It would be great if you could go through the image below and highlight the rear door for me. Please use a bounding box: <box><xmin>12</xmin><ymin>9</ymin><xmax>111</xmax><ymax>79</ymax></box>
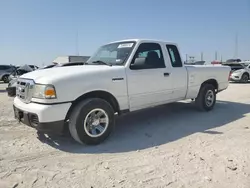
<box><xmin>165</xmin><ymin>44</ymin><xmax>188</xmax><ymax>100</ymax></box>
<box><xmin>126</xmin><ymin>42</ymin><xmax>173</xmax><ymax>111</ymax></box>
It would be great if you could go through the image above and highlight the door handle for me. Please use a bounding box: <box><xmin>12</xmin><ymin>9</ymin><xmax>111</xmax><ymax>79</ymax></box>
<box><xmin>163</xmin><ymin>72</ymin><xmax>170</xmax><ymax>77</ymax></box>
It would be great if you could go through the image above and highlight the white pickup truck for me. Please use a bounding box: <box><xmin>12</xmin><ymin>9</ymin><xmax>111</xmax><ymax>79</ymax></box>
<box><xmin>13</xmin><ymin>39</ymin><xmax>231</xmax><ymax>145</ymax></box>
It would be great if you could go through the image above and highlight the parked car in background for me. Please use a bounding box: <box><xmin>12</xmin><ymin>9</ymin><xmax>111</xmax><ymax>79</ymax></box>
<box><xmin>222</xmin><ymin>63</ymin><xmax>245</xmax><ymax>72</ymax></box>
<box><xmin>6</xmin><ymin>65</ymin><xmax>34</xmax><ymax>97</ymax></box>
<box><xmin>8</xmin><ymin>64</ymin><xmax>34</xmax><ymax>82</ymax></box>
<box><xmin>0</xmin><ymin>65</ymin><xmax>16</xmax><ymax>83</ymax></box>
<box><xmin>230</xmin><ymin>64</ymin><xmax>250</xmax><ymax>83</ymax></box>
<box><xmin>241</xmin><ymin>60</ymin><xmax>250</xmax><ymax>67</ymax></box>
<box><xmin>226</xmin><ymin>59</ymin><xmax>242</xmax><ymax>63</ymax></box>
<box><xmin>185</xmin><ymin>61</ymin><xmax>206</xmax><ymax>65</ymax></box>
<box><xmin>29</xmin><ymin>65</ymin><xmax>39</xmax><ymax>70</ymax></box>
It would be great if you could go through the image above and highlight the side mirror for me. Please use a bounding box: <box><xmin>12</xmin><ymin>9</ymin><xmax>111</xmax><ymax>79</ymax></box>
<box><xmin>134</xmin><ymin>57</ymin><xmax>146</xmax><ymax>65</ymax></box>
<box><xmin>130</xmin><ymin>57</ymin><xmax>146</xmax><ymax>70</ymax></box>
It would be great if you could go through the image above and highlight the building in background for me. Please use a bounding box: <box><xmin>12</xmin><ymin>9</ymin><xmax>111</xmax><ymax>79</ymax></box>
<box><xmin>52</xmin><ymin>55</ymin><xmax>90</xmax><ymax>65</ymax></box>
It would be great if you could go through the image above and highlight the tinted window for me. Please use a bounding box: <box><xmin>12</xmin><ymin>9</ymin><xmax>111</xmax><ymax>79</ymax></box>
<box><xmin>0</xmin><ymin>65</ymin><xmax>11</xmax><ymax>70</ymax></box>
<box><xmin>130</xmin><ymin>43</ymin><xmax>165</xmax><ymax>70</ymax></box>
<box><xmin>166</xmin><ymin>45</ymin><xmax>182</xmax><ymax>67</ymax></box>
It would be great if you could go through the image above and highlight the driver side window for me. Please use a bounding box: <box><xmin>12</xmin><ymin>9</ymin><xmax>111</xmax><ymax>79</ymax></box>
<box><xmin>130</xmin><ymin>43</ymin><xmax>166</xmax><ymax>70</ymax></box>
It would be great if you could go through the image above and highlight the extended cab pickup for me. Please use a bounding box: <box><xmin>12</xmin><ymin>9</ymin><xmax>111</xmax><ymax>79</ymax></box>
<box><xmin>13</xmin><ymin>39</ymin><xmax>231</xmax><ymax>145</ymax></box>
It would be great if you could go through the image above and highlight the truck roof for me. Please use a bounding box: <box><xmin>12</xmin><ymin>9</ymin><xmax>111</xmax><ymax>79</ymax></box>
<box><xmin>107</xmin><ymin>39</ymin><xmax>177</xmax><ymax>46</ymax></box>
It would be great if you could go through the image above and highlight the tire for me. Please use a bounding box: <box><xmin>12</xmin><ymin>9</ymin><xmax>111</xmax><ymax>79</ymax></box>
<box><xmin>2</xmin><ymin>75</ymin><xmax>9</xmax><ymax>83</ymax></box>
<box><xmin>240</xmin><ymin>73</ymin><xmax>249</xmax><ymax>83</ymax></box>
<box><xmin>195</xmin><ymin>84</ymin><xmax>216</xmax><ymax>111</ymax></box>
<box><xmin>69</xmin><ymin>98</ymin><xmax>115</xmax><ymax>145</ymax></box>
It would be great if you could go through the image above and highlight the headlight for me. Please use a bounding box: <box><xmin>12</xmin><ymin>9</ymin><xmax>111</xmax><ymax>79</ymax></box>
<box><xmin>32</xmin><ymin>84</ymin><xmax>57</xmax><ymax>99</ymax></box>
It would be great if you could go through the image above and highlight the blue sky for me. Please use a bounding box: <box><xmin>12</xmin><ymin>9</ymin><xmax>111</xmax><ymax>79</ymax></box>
<box><xmin>1</xmin><ymin>0</ymin><xmax>249</xmax><ymax>66</ymax></box>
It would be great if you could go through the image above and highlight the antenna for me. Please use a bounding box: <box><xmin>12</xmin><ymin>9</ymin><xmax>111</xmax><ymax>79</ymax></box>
<box><xmin>234</xmin><ymin>32</ymin><xmax>238</xmax><ymax>58</ymax></box>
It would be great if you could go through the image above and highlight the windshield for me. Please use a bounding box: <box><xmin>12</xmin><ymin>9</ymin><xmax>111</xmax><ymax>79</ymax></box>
<box><xmin>87</xmin><ymin>41</ymin><xmax>136</xmax><ymax>65</ymax></box>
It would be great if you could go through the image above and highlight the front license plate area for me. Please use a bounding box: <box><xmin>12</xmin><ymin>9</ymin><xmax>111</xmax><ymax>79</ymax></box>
<box><xmin>13</xmin><ymin>106</ymin><xmax>24</xmax><ymax>122</ymax></box>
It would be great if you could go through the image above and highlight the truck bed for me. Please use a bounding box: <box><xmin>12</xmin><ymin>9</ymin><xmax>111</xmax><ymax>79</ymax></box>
<box><xmin>185</xmin><ymin>65</ymin><xmax>230</xmax><ymax>99</ymax></box>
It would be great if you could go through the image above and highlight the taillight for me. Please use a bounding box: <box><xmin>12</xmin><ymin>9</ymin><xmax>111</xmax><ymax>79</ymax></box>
<box><xmin>228</xmin><ymin>72</ymin><xmax>232</xmax><ymax>81</ymax></box>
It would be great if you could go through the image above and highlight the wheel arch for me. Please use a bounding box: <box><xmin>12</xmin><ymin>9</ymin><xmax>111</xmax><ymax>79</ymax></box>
<box><xmin>242</xmin><ymin>72</ymin><xmax>249</xmax><ymax>77</ymax></box>
<box><xmin>200</xmin><ymin>79</ymin><xmax>218</xmax><ymax>92</ymax></box>
<box><xmin>65</xmin><ymin>90</ymin><xmax>120</xmax><ymax>122</ymax></box>
<box><xmin>1</xmin><ymin>74</ymin><xmax>10</xmax><ymax>79</ymax></box>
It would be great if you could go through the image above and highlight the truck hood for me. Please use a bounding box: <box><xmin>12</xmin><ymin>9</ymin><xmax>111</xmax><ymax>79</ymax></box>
<box><xmin>20</xmin><ymin>65</ymin><xmax>116</xmax><ymax>84</ymax></box>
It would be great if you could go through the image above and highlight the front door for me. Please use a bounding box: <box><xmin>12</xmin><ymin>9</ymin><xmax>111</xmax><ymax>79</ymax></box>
<box><xmin>126</xmin><ymin>42</ymin><xmax>173</xmax><ymax>111</ymax></box>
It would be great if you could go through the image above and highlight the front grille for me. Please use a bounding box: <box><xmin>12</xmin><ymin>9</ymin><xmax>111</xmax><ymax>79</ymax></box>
<box><xmin>16</xmin><ymin>79</ymin><xmax>35</xmax><ymax>103</ymax></box>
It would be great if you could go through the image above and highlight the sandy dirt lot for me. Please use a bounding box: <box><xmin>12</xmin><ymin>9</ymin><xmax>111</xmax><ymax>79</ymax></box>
<box><xmin>0</xmin><ymin>82</ymin><xmax>250</xmax><ymax>188</ymax></box>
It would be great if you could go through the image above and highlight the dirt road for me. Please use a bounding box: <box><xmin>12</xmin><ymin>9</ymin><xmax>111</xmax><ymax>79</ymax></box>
<box><xmin>0</xmin><ymin>82</ymin><xmax>250</xmax><ymax>188</ymax></box>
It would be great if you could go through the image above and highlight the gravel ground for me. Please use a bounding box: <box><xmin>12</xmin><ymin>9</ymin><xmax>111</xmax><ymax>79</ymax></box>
<box><xmin>0</xmin><ymin>82</ymin><xmax>250</xmax><ymax>188</ymax></box>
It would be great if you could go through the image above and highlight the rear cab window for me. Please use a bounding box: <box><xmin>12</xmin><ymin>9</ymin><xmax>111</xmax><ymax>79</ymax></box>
<box><xmin>166</xmin><ymin>44</ymin><xmax>183</xmax><ymax>68</ymax></box>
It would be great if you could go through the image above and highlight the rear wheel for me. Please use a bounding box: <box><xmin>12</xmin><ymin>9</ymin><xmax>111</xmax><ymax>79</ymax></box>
<box><xmin>69</xmin><ymin>98</ymin><xmax>115</xmax><ymax>145</ymax></box>
<box><xmin>2</xmin><ymin>75</ymin><xmax>9</xmax><ymax>83</ymax></box>
<box><xmin>195</xmin><ymin>84</ymin><xmax>216</xmax><ymax>111</ymax></box>
<box><xmin>240</xmin><ymin>73</ymin><xmax>249</xmax><ymax>83</ymax></box>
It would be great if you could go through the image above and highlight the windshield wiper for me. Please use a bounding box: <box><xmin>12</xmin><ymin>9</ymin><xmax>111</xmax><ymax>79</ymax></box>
<box><xmin>91</xmin><ymin>60</ymin><xmax>112</xmax><ymax>66</ymax></box>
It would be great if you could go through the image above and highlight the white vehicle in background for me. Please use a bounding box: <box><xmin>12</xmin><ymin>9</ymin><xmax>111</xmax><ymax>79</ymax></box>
<box><xmin>0</xmin><ymin>65</ymin><xmax>16</xmax><ymax>83</ymax></box>
<box><xmin>13</xmin><ymin>39</ymin><xmax>230</xmax><ymax>145</ymax></box>
<box><xmin>230</xmin><ymin>64</ymin><xmax>250</xmax><ymax>83</ymax></box>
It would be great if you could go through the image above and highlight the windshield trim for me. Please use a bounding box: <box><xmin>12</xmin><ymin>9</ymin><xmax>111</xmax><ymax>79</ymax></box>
<box><xmin>87</xmin><ymin>41</ymin><xmax>137</xmax><ymax>66</ymax></box>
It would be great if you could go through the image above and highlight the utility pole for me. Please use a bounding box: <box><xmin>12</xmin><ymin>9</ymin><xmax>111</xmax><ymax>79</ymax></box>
<box><xmin>234</xmin><ymin>32</ymin><xmax>238</xmax><ymax>58</ymax></box>
<box><xmin>76</xmin><ymin>30</ymin><xmax>79</xmax><ymax>56</ymax></box>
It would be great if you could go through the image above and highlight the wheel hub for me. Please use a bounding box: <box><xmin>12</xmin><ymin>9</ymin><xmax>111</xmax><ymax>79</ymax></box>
<box><xmin>83</xmin><ymin>108</ymin><xmax>109</xmax><ymax>138</ymax></box>
<box><xmin>92</xmin><ymin>119</ymin><xmax>100</xmax><ymax>126</ymax></box>
<box><xmin>205</xmin><ymin>90</ymin><xmax>214</xmax><ymax>107</ymax></box>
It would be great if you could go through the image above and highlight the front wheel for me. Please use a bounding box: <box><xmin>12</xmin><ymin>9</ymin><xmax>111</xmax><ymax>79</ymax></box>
<box><xmin>195</xmin><ymin>84</ymin><xmax>216</xmax><ymax>111</ymax></box>
<box><xmin>69</xmin><ymin>98</ymin><xmax>115</xmax><ymax>145</ymax></box>
<box><xmin>2</xmin><ymin>75</ymin><xmax>9</xmax><ymax>83</ymax></box>
<box><xmin>240</xmin><ymin>73</ymin><xmax>249</xmax><ymax>83</ymax></box>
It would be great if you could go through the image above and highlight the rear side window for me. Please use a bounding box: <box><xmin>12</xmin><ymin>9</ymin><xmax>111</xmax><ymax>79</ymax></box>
<box><xmin>166</xmin><ymin>45</ymin><xmax>182</xmax><ymax>67</ymax></box>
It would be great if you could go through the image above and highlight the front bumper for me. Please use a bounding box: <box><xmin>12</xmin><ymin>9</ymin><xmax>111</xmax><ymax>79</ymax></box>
<box><xmin>230</xmin><ymin>74</ymin><xmax>241</xmax><ymax>81</ymax></box>
<box><xmin>14</xmin><ymin>105</ymin><xmax>65</xmax><ymax>134</ymax></box>
<box><xmin>13</xmin><ymin>97</ymin><xmax>71</xmax><ymax>134</ymax></box>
